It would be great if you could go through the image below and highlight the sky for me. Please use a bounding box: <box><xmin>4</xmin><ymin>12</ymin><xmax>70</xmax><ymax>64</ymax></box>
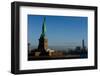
<box><xmin>28</xmin><ymin>15</ymin><xmax>88</xmax><ymax>49</ymax></box>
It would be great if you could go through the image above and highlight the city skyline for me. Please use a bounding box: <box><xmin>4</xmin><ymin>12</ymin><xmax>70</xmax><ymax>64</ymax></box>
<box><xmin>28</xmin><ymin>15</ymin><xmax>88</xmax><ymax>49</ymax></box>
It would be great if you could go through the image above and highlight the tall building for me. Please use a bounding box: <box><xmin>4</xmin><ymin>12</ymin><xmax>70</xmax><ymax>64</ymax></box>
<box><xmin>38</xmin><ymin>17</ymin><xmax>48</xmax><ymax>56</ymax></box>
<box><xmin>82</xmin><ymin>39</ymin><xmax>85</xmax><ymax>49</ymax></box>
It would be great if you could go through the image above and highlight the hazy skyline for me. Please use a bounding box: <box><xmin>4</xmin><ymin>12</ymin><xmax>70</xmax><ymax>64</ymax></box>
<box><xmin>28</xmin><ymin>15</ymin><xmax>88</xmax><ymax>49</ymax></box>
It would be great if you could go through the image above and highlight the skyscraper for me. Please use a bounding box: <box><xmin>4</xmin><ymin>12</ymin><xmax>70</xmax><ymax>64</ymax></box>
<box><xmin>82</xmin><ymin>39</ymin><xmax>85</xmax><ymax>49</ymax></box>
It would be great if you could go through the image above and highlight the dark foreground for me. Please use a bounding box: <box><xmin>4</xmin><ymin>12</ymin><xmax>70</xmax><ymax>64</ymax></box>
<box><xmin>28</xmin><ymin>54</ymin><xmax>87</xmax><ymax>61</ymax></box>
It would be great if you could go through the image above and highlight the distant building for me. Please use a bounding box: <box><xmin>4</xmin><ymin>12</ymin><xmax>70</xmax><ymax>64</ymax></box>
<box><xmin>82</xmin><ymin>39</ymin><xmax>85</xmax><ymax>49</ymax></box>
